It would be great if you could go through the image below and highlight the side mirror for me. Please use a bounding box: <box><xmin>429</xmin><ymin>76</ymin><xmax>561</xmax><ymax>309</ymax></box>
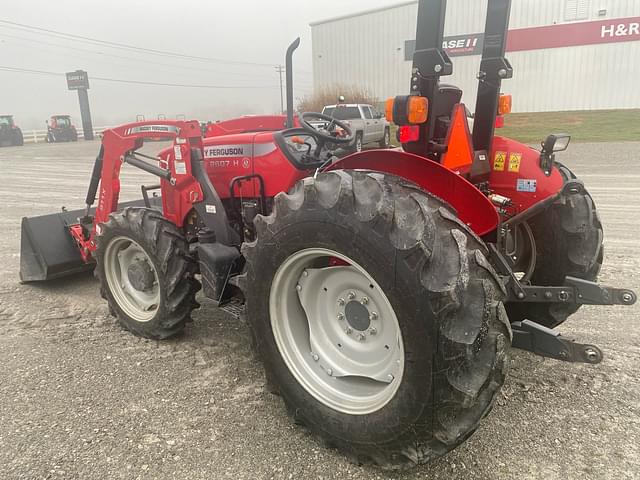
<box><xmin>542</xmin><ymin>134</ymin><xmax>571</xmax><ymax>153</ymax></box>
<box><xmin>539</xmin><ymin>134</ymin><xmax>571</xmax><ymax>177</ymax></box>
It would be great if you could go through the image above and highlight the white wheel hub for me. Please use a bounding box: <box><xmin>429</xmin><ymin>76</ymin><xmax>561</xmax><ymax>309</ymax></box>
<box><xmin>270</xmin><ymin>248</ymin><xmax>404</xmax><ymax>415</ymax></box>
<box><xmin>103</xmin><ymin>236</ymin><xmax>160</xmax><ymax>323</ymax></box>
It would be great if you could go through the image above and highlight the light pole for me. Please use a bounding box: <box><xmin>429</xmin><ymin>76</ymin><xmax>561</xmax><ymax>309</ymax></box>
<box><xmin>275</xmin><ymin>64</ymin><xmax>285</xmax><ymax>114</ymax></box>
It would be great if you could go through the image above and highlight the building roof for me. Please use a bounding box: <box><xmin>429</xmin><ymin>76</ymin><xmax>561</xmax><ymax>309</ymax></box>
<box><xmin>310</xmin><ymin>1</ymin><xmax>417</xmax><ymax>26</ymax></box>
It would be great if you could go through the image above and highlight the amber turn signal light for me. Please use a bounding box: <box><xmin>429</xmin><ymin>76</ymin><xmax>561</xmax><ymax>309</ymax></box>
<box><xmin>406</xmin><ymin>96</ymin><xmax>428</xmax><ymax>124</ymax></box>
<box><xmin>385</xmin><ymin>98</ymin><xmax>395</xmax><ymax>123</ymax></box>
<box><xmin>498</xmin><ymin>94</ymin><xmax>512</xmax><ymax>115</ymax></box>
<box><xmin>385</xmin><ymin>96</ymin><xmax>429</xmax><ymax>125</ymax></box>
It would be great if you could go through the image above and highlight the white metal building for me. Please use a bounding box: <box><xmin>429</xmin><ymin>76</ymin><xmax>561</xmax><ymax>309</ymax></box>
<box><xmin>311</xmin><ymin>0</ymin><xmax>640</xmax><ymax>112</ymax></box>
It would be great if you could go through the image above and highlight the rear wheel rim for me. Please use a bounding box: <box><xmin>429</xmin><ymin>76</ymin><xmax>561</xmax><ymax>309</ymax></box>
<box><xmin>104</xmin><ymin>236</ymin><xmax>160</xmax><ymax>323</ymax></box>
<box><xmin>269</xmin><ymin>248</ymin><xmax>404</xmax><ymax>415</ymax></box>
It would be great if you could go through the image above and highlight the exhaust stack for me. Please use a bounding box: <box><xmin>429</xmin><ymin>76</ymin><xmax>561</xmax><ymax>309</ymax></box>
<box><xmin>285</xmin><ymin>37</ymin><xmax>301</xmax><ymax>128</ymax></box>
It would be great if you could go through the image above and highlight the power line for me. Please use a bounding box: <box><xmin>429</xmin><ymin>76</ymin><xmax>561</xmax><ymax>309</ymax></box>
<box><xmin>0</xmin><ymin>65</ymin><xmax>280</xmax><ymax>89</ymax></box>
<box><xmin>0</xmin><ymin>19</ymin><xmax>278</xmax><ymax>68</ymax></box>
<box><xmin>0</xmin><ymin>31</ymin><xmax>276</xmax><ymax>80</ymax></box>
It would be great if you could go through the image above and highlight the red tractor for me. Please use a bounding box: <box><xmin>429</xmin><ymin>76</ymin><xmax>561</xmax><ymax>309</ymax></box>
<box><xmin>46</xmin><ymin>114</ymin><xmax>78</xmax><ymax>142</ymax></box>
<box><xmin>20</xmin><ymin>0</ymin><xmax>636</xmax><ymax>470</ymax></box>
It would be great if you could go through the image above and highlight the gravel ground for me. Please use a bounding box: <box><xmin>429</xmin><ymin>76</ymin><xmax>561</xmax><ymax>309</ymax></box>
<box><xmin>0</xmin><ymin>140</ymin><xmax>638</xmax><ymax>480</ymax></box>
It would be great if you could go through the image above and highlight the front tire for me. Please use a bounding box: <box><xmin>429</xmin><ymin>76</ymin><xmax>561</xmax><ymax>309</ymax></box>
<box><xmin>242</xmin><ymin>170</ymin><xmax>511</xmax><ymax>469</ymax></box>
<box><xmin>95</xmin><ymin>207</ymin><xmax>200</xmax><ymax>339</ymax></box>
<box><xmin>505</xmin><ymin>164</ymin><xmax>603</xmax><ymax>328</ymax></box>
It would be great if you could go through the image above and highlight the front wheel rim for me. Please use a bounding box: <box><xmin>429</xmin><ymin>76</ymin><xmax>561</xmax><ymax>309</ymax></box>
<box><xmin>103</xmin><ymin>236</ymin><xmax>160</xmax><ymax>323</ymax></box>
<box><xmin>269</xmin><ymin>248</ymin><xmax>405</xmax><ymax>415</ymax></box>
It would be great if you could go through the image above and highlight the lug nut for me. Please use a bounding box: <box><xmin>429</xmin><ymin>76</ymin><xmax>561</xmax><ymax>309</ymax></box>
<box><xmin>348</xmin><ymin>291</ymin><xmax>356</xmax><ymax>300</ymax></box>
<box><xmin>337</xmin><ymin>313</ymin><xmax>345</xmax><ymax>321</ymax></box>
<box><xmin>345</xmin><ymin>327</ymin><xmax>353</xmax><ymax>334</ymax></box>
<box><xmin>326</xmin><ymin>368</ymin><xmax>333</xmax><ymax>376</ymax></box>
<box><xmin>311</xmin><ymin>353</ymin><xmax>319</xmax><ymax>362</ymax></box>
<box><xmin>361</xmin><ymin>296</ymin><xmax>369</xmax><ymax>305</ymax></box>
<box><xmin>296</xmin><ymin>284</ymin><xmax>302</xmax><ymax>291</ymax></box>
<box><xmin>302</xmin><ymin>270</ymin><xmax>309</xmax><ymax>277</ymax></box>
<box><xmin>338</xmin><ymin>298</ymin><xmax>345</xmax><ymax>306</ymax></box>
<box><xmin>358</xmin><ymin>333</ymin><xmax>366</xmax><ymax>341</ymax></box>
<box><xmin>369</xmin><ymin>327</ymin><xmax>377</xmax><ymax>335</ymax></box>
<box><xmin>369</xmin><ymin>312</ymin><xmax>378</xmax><ymax>321</ymax></box>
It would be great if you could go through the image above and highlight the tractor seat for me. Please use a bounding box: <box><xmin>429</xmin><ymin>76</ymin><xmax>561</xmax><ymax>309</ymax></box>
<box><xmin>432</xmin><ymin>83</ymin><xmax>463</xmax><ymax>141</ymax></box>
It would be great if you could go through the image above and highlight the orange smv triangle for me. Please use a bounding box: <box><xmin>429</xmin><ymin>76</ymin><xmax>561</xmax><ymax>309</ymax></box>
<box><xmin>441</xmin><ymin>104</ymin><xmax>474</xmax><ymax>172</ymax></box>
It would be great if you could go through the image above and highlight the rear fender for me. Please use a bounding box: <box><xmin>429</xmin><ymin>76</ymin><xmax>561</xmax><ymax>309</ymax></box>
<box><xmin>328</xmin><ymin>150</ymin><xmax>499</xmax><ymax>236</ymax></box>
<box><xmin>489</xmin><ymin>136</ymin><xmax>564</xmax><ymax>218</ymax></box>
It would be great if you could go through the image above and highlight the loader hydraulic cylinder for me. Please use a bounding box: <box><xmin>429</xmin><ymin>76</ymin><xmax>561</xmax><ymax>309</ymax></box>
<box><xmin>84</xmin><ymin>145</ymin><xmax>104</xmax><ymax>216</ymax></box>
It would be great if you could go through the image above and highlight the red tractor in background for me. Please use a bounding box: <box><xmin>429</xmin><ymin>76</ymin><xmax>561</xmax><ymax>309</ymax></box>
<box><xmin>0</xmin><ymin>114</ymin><xmax>24</xmax><ymax>147</ymax></box>
<box><xmin>46</xmin><ymin>114</ymin><xmax>78</xmax><ymax>142</ymax></box>
<box><xmin>19</xmin><ymin>0</ymin><xmax>636</xmax><ymax>470</ymax></box>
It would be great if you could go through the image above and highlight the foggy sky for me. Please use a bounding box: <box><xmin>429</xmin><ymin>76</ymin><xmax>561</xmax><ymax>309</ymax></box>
<box><xmin>1</xmin><ymin>0</ymin><xmax>392</xmax><ymax>130</ymax></box>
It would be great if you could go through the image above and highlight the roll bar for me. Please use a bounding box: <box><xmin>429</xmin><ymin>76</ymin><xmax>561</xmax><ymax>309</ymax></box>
<box><xmin>410</xmin><ymin>0</ymin><xmax>513</xmax><ymax>153</ymax></box>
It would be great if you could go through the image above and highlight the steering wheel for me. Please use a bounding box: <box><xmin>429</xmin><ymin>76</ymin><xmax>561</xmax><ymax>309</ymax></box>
<box><xmin>299</xmin><ymin>112</ymin><xmax>354</xmax><ymax>146</ymax></box>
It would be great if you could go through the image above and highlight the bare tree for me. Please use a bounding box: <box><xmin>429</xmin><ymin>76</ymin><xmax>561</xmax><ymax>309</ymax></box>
<box><xmin>297</xmin><ymin>84</ymin><xmax>379</xmax><ymax>113</ymax></box>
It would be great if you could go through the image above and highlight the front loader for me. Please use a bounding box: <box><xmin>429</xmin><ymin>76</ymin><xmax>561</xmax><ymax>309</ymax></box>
<box><xmin>20</xmin><ymin>0</ymin><xmax>636</xmax><ymax>470</ymax></box>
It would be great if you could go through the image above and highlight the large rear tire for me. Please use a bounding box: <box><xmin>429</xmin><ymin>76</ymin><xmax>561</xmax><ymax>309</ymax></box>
<box><xmin>13</xmin><ymin>129</ymin><xmax>24</xmax><ymax>146</ymax></box>
<box><xmin>95</xmin><ymin>207</ymin><xmax>200</xmax><ymax>339</ymax></box>
<box><xmin>505</xmin><ymin>164</ymin><xmax>603</xmax><ymax>328</ymax></box>
<box><xmin>242</xmin><ymin>170</ymin><xmax>511</xmax><ymax>469</ymax></box>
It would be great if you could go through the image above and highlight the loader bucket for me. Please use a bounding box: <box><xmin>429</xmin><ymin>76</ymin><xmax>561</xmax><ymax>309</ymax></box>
<box><xmin>19</xmin><ymin>207</ymin><xmax>92</xmax><ymax>282</ymax></box>
<box><xmin>20</xmin><ymin>199</ymin><xmax>159</xmax><ymax>282</ymax></box>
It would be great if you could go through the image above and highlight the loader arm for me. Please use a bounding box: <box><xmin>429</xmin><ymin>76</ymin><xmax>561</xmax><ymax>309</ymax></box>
<box><xmin>73</xmin><ymin>121</ymin><xmax>204</xmax><ymax>256</ymax></box>
<box><xmin>65</xmin><ymin>120</ymin><xmax>235</xmax><ymax>272</ymax></box>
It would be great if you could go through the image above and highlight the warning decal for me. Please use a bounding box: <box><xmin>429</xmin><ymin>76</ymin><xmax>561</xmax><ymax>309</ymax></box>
<box><xmin>175</xmin><ymin>161</ymin><xmax>186</xmax><ymax>175</ymax></box>
<box><xmin>493</xmin><ymin>151</ymin><xmax>507</xmax><ymax>171</ymax></box>
<box><xmin>508</xmin><ymin>152</ymin><xmax>522</xmax><ymax>172</ymax></box>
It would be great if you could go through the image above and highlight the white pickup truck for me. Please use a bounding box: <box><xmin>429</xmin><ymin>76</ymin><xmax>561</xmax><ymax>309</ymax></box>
<box><xmin>320</xmin><ymin>104</ymin><xmax>391</xmax><ymax>152</ymax></box>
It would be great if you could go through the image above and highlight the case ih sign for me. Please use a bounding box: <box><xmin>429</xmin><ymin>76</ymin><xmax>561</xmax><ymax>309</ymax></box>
<box><xmin>66</xmin><ymin>70</ymin><xmax>90</xmax><ymax>90</ymax></box>
<box><xmin>406</xmin><ymin>16</ymin><xmax>640</xmax><ymax>59</ymax></box>
<box><xmin>405</xmin><ymin>33</ymin><xmax>483</xmax><ymax>59</ymax></box>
